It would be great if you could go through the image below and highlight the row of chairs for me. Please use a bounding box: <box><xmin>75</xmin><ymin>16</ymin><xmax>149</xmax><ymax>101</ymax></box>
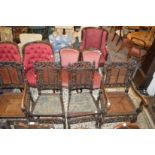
<box><xmin>0</xmin><ymin>60</ymin><xmax>103</xmax><ymax>128</ymax></box>
<box><xmin>0</xmin><ymin>31</ymin><xmax>148</xmax><ymax>128</ymax></box>
<box><xmin>0</xmin><ymin>41</ymin><xmax>102</xmax><ymax>88</ymax></box>
<box><xmin>0</xmin><ymin>60</ymin><xmax>147</xmax><ymax>128</ymax></box>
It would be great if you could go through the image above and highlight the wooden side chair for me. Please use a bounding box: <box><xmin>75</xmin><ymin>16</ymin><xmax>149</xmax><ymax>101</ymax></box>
<box><xmin>28</xmin><ymin>62</ymin><xmax>66</xmax><ymax>128</ymax></box>
<box><xmin>66</xmin><ymin>62</ymin><xmax>105</xmax><ymax>128</ymax></box>
<box><xmin>0</xmin><ymin>62</ymin><xmax>29</xmax><ymax>127</ymax></box>
<box><xmin>101</xmin><ymin>62</ymin><xmax>148</xmax><ymax>124</ymax></box>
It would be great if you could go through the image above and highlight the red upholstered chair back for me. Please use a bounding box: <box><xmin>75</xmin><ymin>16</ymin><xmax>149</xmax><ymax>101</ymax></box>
<box><xmin>60</xmin><ymin>48</ymin><xmax>80</xmax><ymax>67</ymax></box>
<box><xmin>23</xmin><ymin>41</ymin><xmax>54</xmax><ymax>72</ymax></box>
<box><xmin>80</xmin><ymin>27</ymin><xmax>107</xmax><ymax>51</ymax></box>
<box><xmin>80</xmin><ymin>27</ymin><xmax>107</xmax><ymax>67</ymax></box>
<box><xmin>0</xmin><ymin>42</ymin><xmax>21</xmax><ymax>63</ymax></box>
<box><xmin>82</xmin><ymin>50</ymin><xmax>101</xmax><ymax>69</ymax></box>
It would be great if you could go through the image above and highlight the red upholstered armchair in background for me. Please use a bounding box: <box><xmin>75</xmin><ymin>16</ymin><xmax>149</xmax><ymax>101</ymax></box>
<box><xmin>0</xmin><ymin>42</ymin><xmax>21</xmax><ymax>63</ymax></box>
<box><xmin>80</xmin><ymin>27</ymin><xmax>108</xmax><ymax>67</ymax></box>
<box><xmin>23</xmin><ymin>41</ymin><xmax>54</xmax><ymax>87</ymax></box>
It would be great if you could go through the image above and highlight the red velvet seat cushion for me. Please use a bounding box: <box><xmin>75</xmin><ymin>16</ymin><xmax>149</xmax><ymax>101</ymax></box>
<box><xmin>0</xmin><ymin>43</ymin><xmax>21</xmax><ymax>63</ymax></box>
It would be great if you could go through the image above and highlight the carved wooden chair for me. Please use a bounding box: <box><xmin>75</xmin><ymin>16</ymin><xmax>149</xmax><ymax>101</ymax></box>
<box><xmin>66</xmin><ymin>62</ymin><xmax>105</xmax><ymax>128</ymax></box>
<box><xmin>80</xmin><ymin>27</ymin><xmax>108</xmax><ymax>67</ymax></box>
<box><xmin>28</xmin><ymin>62</ymin><xmax>66</xmax><ymax>128</ymax></box>
<box><xmin>23</xmin><ymin>41</ymin><xmax>54</xmax><ymax>87</ymax></box>
<box><xmin>101</xmin><ymin>62</ymin><xmax>147</xmax><ymax>124</ymax></box>
<box><xmin>0</xmin><ymin>62</ymin><xmax>29</xmax><ymax>127</ymax></box>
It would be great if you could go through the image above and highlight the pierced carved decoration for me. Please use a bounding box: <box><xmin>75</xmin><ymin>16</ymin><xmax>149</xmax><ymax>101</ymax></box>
<box><xmin>67</xmin><ymin>61</ymin><xmax>95</xmax><ymax>92</ymax></box>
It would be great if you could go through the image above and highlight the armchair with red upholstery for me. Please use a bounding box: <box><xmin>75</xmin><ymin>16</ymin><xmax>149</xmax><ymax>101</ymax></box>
<box><xmin>23</xmin><ymin>41</ymin><xmax>54</xmax><ymax>87</ymax></box>
<box><xmin>0</xmin><ymin>42</ymin><xmax>21</xmax><ymax>63</ymax></box>
<box><xmin>80</xmin><ymin>27</ymin><xmax>108</xmax><ymax>67</ymax></box>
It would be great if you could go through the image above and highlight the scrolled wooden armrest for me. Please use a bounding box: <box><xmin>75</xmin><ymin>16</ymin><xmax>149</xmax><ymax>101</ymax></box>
<box><xmin>131</xmin><ymin>81</ymin><xmax>148</xmax><ymax>106</ymax></box>
<box><xmin>21</xmin><ymin>83</ymin><xmax>28</xmax><ymax>111</ymax></box>
<box><xmin>131</xmin><ymin>37</ymin><xmax>146</xmax><ymax>48</ymax></box>
<box><xmin>100</xmin><ymin>81</ymin><xmax>111</xmax><ymax>109</ymax></box>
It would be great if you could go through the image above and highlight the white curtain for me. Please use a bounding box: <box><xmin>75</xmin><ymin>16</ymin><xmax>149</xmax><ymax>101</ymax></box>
<box><xmin>147</xmin><ymin>72</ymin><xmax>155</xmax><ymax>96</ymax></box>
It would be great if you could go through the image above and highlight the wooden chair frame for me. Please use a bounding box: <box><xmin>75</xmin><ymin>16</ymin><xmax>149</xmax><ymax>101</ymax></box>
<box><xmin>101</xmin><ymin>62</ymin><xmax>148</xmax><ymax>124</ymax></box>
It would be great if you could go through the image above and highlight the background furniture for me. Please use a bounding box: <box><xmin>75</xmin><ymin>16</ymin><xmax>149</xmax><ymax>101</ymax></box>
<box><xmin>80</xmin><ymin>27</ymin><xmax>107</xmax><ymax>67</ymax></box>
<box><xmin>60</xmin><ymin>48</ymin><xmax>80</xmax><ymax>87</ymax></box>
<box><xmin>12</xmin><ymin>26</ymin><xmax>28</xmax><ymax>43</ymax></box>
<box><xmin>134</xmin><ymin>38</ymin><xmax>155</xmax><ymax>90</ymax></box>
<box><xmin>23</xmin><ymin>41</ymin><xmax>54</xmax><ymax>87</ymax></box>
<box><xmin>127</xmin><ymin>26</ymin><xmax>155</xmax><ymax>49</ymax></box>
<box><xmin>82</xmin><ymin>50</ymin><xmax>101</xmax><ymax>69</ymax></box>
<box><xmin>0</xmin><ymin>27</ymin><xmax>13</xmax><ymax>42</ymax></box>
<box><xmin>18</xmin><ymin>33</ymin><xmax>42</xmax><ymax>56</ymax></box>
<box><xmin>28</xmin><ymin>26</ymin><xmax>49</xmax><ymax>39</ymax></box>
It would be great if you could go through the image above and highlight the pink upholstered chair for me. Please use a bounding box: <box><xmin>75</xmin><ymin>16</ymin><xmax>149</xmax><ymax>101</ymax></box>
<box><xmin>0</xmin><ymin>42</ymin><xmax>21</xmax><ymax>63</ymax></box>
<box><xmin>82</xmin><ymin>50</ymin><xmax>102</xmax><ymax>89</ymax></box>
<box><xmin>80</xmin><ymin>27</ymin><xmax>108</xmax><ymax>67</ymax></box>
<box><xmin>60</xmin><ymin>48</ymin><xmax>80</xmax><ymax>87</ymax></box>
<box><xmin>60</xmin><ymin>48</ymin><xmax>80</xmax><ymax>68</ymax></box>
<box><xmin>82</xmin><ymin>50</ymin><xmax>101</xmax><ymax>69</ymax></box>
<box><xmin>23</xmin><ymin>41</ymin><xmax>54</xmax><ymax>87</ymax></box>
